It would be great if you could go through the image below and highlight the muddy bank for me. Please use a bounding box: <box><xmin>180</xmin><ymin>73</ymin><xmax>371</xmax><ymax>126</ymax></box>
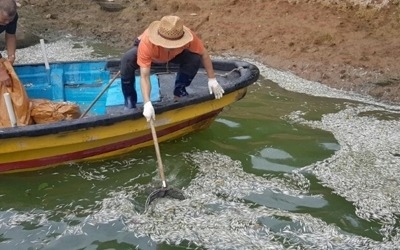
<box><xmin>12</xmin><ymin>0</ymin><xmax>400</xmax><ymax>105</ymax></box>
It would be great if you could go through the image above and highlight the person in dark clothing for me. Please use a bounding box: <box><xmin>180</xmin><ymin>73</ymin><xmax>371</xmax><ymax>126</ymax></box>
<box><xmin>0</xmin><ymin>0</ymin><xmax>18</xmax><ymax>87</ymax></box>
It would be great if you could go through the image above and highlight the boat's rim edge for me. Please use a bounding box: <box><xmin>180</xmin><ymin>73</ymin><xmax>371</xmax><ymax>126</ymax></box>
<box><xmin>0</xmin><ymin>60</ymin><xmax>260</xmax><ymax>139</ymax></box>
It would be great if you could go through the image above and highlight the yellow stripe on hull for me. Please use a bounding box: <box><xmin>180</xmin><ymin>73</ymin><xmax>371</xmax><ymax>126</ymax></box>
<box><xmin>0</xmin><ymin>88</ymin><xmax>247</xmax><ymax>173</ymax></box>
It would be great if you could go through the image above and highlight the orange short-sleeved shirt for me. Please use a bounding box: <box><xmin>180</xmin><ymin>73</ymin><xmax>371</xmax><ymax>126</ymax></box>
<box><xmin>137</xmin><ymin>29</ymin><xmax>205</xmax><ymax>68</ymax></box>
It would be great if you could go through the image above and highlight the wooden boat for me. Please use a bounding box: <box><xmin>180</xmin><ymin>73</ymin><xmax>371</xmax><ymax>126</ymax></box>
<box><xmin>0</xmin><ymin>59</ymin><xmax>260</xmax><ymax>173</ymax></box>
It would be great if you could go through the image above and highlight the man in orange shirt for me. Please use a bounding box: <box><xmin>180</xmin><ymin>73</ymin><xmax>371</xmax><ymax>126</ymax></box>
<box><xmin>120</xmin><ymin>15</ymin><xmax>224</xmax><ymax>121</ymax></box>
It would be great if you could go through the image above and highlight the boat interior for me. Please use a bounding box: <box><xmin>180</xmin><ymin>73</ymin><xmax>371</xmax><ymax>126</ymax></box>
<box><xmin>14</xmin><ymin>59</ymin><xmax>249</xmax><ymax>117</ymax></box>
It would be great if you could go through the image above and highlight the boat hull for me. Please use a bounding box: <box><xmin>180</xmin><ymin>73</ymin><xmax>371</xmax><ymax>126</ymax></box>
<box><xmin>0</xmin><ymin>58</ymin><xmax>259</xmax><ymax>173</ymax></box>
<box><xmin>0</xmin><ymin>88</ymin><xmax>247</xmax><ymax>173</ymax></box>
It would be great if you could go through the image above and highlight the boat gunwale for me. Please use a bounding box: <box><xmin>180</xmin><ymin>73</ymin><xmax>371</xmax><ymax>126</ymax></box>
<box><xmin>0</xmin><ymin>59</ymin><xmax>260</xmax><ymax>139</ymax></box>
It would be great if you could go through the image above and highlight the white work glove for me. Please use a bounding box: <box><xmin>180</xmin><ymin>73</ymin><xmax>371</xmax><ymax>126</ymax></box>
<box><xmin>208</xmin><ymin>78</ymin><xmax>224</xmax><ymax>99</ymax></box>
<box><xmin>143</xmin><ymin>101</ymin><xmax>155</xmax><ymax>122</ymax></box>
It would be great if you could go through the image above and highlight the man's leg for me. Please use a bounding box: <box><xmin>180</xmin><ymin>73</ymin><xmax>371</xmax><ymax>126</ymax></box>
<box><xmin>170</xmin><ymin>50</ymin><xmax>201</xmax><ymax>97</ymax></box>
<box><xmin>120</xmin><ymin>45</ymin><xmax>139</xmax><ymax>109</ymax></box>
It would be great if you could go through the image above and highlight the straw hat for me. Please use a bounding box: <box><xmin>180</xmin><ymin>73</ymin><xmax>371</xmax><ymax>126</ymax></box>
<box><xmin>148</xmin><ymin>16</ymin><xmax>193</xmax><ymax>49</ymax></box>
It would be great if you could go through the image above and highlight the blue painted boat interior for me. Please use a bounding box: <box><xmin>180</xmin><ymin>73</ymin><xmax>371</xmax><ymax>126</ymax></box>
<box><xmin>14</xmin><ymin>61</ymin><xmax>161</xmax><ymax>115</ymax></box>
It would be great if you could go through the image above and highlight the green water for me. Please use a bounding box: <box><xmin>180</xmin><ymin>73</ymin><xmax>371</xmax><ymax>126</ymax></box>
<box><xmin>0</xmin><ymin>75</ymin><xmax>396</xmax><ymax>249</ymax></box>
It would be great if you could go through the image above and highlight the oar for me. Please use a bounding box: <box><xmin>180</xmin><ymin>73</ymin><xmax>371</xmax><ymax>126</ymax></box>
<box><xmin>80</xmin><ymin>70</ymin><xmax>121</xmax><ymax>118</ymax></box>
<box><xmin>144</xmin><ymin>119</ymin><xmax>185</xmax><ymax>212</ymax></box>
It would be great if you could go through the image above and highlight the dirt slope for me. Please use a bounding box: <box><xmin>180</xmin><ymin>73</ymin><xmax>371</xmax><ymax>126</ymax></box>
<box><xmin>17</xmin><ymin>0</ymin><xmax>400</xmax><ymax>104</ymax></box>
